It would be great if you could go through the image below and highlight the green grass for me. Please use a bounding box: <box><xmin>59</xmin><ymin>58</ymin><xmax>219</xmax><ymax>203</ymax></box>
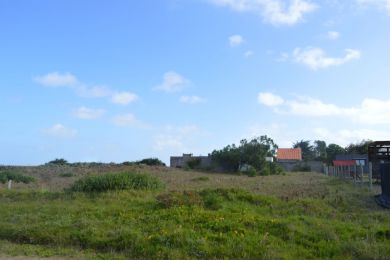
<box><xmin>68</xmin><ymin>172</ymin><xmax>164</xmax><ymax>192</ymax></box>
<box><xmin>0</xmin><ymin>176</ymin><xmax>389</xmax><ymax>259</ymax></box>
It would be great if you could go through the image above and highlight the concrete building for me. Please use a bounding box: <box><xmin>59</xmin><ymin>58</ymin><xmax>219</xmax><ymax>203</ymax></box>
<box><xmin>170</xmin><ymin>154</ymin><xmax>212</xmax><ymax>169</ymax></box>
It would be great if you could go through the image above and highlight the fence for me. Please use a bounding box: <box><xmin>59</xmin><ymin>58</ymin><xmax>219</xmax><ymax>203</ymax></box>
<box><xmin>323</xmin><ymin>162</ymin><xmax>373</xmax><ymax>191</ymax></box>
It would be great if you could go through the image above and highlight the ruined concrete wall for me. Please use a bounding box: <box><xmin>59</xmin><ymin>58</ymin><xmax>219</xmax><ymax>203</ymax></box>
<box><xmin>170</xmin><ymin>156</ymin><xmax>212</xmax><ymax>169</ymax></box>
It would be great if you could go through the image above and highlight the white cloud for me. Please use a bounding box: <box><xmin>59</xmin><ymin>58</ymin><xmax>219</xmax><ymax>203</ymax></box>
<box><xmin>112</xmin><ymin>114</ymin><xmax>148</xmax><ymax>128</ymax></box>
<box><xmin>357</xmin><ymin>0</ymin><xmax>390</xmax><ymax>12</ymax></box>
<box><xmin>180</xmin><ymin>95</ymin><xmax>205</xmax><ymax>104</ymax></box>
<box><xmin>77</xmin><ymin>85</ymin><xmax>113</xmax><ymax>98</ymax></box>
<box><xmin>153</xmin><ymin>125</ymin><xmax>201</xmax><ymax>151</ymax></box>
<box><xmin>111</xmin><ymin>92</ymin><xmax>138</xmax><ymax>105</ymax></box>
<box><xmin>229</xmin><ymin>34</ymin><xmax>244</xmax><ymax>46</ymax></box>
<box><xmin>314</xmin><ymin>127</ymin><xmax>390</xmax><ymax>146</ymax></box>
<box><xmin>292</xmin><ymin>47</ymin><xmax>361</xmax><ymax>70</ymax></box>
<box><xmin>34</xmin><ymin>72</ymin><xmax>78</xmax><ymax>87</ymax></box>
<box><xmin>327</xmin><ymin>31</ymin><xmax>340</xmax><ymax>40</ymax></box>
<box><xmin>209</xmin><ymin>0</ymin><xmax>317</xmax><ymax>26</ymax></box>
<box><xmin>259</xmin><ymin>93</ymin><xmax>390</xmax><ymax>125</ymax></box>
<box><xmin>35</xmin><ymin>72</ymin><xmax>139</xmax><ymax>105</ymax></box>
<box><xmin>244</xmin><ymin>50</ymin><xmax>254</xmax><ymax>57</ymax></box>
<box><xmin>154</xmin><ymin>71</ymin><xmax>190</xmax><ymax>92</ymax></box>
<box><xmin>44</xmin><ymin>124</ymin><xmax>77</xmax><ymax>138</ymax></box>
<box><xmin>258</xmin><ymin>92</ymin><xmax>284</xmax><ymax>106</ymax></box>
<box><xmin>74</xmin><ymin>107</ymin><xmax>105</xmax><ymax>120</ymax></box>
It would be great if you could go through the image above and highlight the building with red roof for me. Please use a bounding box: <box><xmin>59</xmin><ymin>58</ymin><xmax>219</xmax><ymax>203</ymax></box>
<box><xmin>277</xmin><ymin>148</ymin><xmax>302</xmax><ymax>162</ymax></box>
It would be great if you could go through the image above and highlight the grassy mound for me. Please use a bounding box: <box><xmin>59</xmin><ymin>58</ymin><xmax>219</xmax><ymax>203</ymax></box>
<box><xmin>68</xmin><ymin>172</ymin><xmax>164</xmax><ymax>192</ymax></box>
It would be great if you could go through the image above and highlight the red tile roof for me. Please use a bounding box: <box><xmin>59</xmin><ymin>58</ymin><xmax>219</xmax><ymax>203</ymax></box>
<box><xmin>277</xmin><ymin>148</ymin><xmax>302</xmax><ymax>161</ymax></box>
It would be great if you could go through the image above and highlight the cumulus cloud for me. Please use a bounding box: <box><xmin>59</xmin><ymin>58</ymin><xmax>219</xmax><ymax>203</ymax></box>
<box><xmin>111</xmin><ymin>92</ymin><xmax>138</xmax><ymax>105</ymax></box>
<box><xmin>258</xmin><ymin>92</ymin><xmax>284</xmax><ymax>106</ymax></box>
<box><xmin>258</xmin><ymin>93</ymin><xmax>390</xmax><ymax>125</ymax></box>
<box><xmin>112</xmin><ymin>114</ymin><xmax>148</xmax><ymax>128</ymax></box>
<box><xmin>44</xmin><ymin>124</ymin><xmax>77</xmax><ymax>138</ymax></box>
<box><xmin>34</xmin><ymin>72</ymin><xmax>78</xmax><ymax>87</ymax></box>
<box><xmin>229</xmin><ymin>34</ymin><xmax>244</xmax><ymax>46</ymax></box>
<box><xmin>292</xmin><ymin>47</ymin><xmax>361</xmax><ymax>70</ymax></box>
<box><xmin>35</xmin><ymin>72</ymin><xmax>138</xmax><ymax>105</ymax></box>
<box><xmin>209</xmin><ymin>0</ymin><xmax>317</xmax><ymax>25</ymax></box>
<box><xmin>154</xmin><ymin>71</ymin><xmax>190</xmax><ymax>92</ymax></box>
<box><xmin>327</xmin><ymin>31</ymin><xmax>340</xmax><ymax>40</ymax></box>
<box><xmin>180</xmin><ymin>95</ymin><xmax>205</xmax><ymax>104</ymax></box>
<box><xmin>74</xmin><ymin>107</ymin><xmax>105</xmax><ymax>120</ymax></box>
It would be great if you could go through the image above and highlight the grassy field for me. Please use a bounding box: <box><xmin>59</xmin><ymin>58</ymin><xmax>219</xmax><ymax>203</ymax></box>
<box><xmin>0</xmin><ymin>165</ymin><xmax>389</xmax><ymax>259</ymax></box>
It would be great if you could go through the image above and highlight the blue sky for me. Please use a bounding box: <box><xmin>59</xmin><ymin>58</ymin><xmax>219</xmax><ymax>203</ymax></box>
<box><xmin>1</xmin><ymin>0</ymin><xmax>390</xmax><ymax>165</ymax></box>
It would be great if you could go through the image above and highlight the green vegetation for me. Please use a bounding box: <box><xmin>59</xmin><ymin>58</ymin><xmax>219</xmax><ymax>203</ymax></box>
<box><xmin>136</xmin><ymin>158</ymin><xmax>166</xmax><ymax>166</ymax></box>
<box><xmin>46</xmin><ymin>158</ymin><xmax>69</xmax><ymax>165</ymax></box>
<box><xmin>0</xmin><ymin>171</ymin><xmax>34</xmax><ymax>185</ymax></box>
<box><xmin>211</xmin><ymin>135</ymin><xmax>282</xmax><ymax>176</ymax></box>
<box><xmin>0</xmin><ymin>177</ymin><xmax>389</xmax><ymax>259</ymax></box>
<box><xmin>186</xmin><ymin>158</ymin><xmax>202</xmax><ymax>169</ymax></box>
<box><xmin>68</xmin><ymin>172</ymin><xmax>164</xmax><ymax>192</ymax></box>
<box><xmin>59</xmin><ymin>173</ymin><xmax>74</xmax><ymax>178</ymax></box>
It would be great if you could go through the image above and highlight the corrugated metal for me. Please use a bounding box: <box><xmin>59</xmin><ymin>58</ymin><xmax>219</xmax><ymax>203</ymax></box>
<box><xmin>333</xmin><ymin>160</ymin><xmax>356</xmax><ymax>166</ymax></box>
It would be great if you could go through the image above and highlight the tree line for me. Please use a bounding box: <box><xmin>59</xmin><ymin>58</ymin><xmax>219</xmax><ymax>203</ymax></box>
<box><xmin>292</xmin><ymin>139</ymin><xmax>373</xmax><ymax>163</ymax></box>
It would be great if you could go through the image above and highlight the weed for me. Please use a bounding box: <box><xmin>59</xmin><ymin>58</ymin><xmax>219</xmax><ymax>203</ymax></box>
<box><xmin>68</xmin><ymin>172</ymin><xmax>164</xmax><ymax>192</ymax></box>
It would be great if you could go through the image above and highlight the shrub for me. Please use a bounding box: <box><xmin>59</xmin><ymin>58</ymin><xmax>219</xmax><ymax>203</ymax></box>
<box><xmin>47</xmin><ymin>158</ymin><xmax>69</xmax><ymax>166</ymax></box>
<box><xmin>68</xmin><ymin>172</ymin><xmax>164</xmax><ymax>192</ymax></box>
<box><xmin>243</xmin><ymin>166</ymin><xmax>258</xmax><ymax>177</ymax></box>
<box><xmin>0</xmin><ymin>171</ymin><xmax>35</xmax><ymax>184</ymax></box>
<box><xmin>136</xmin><ymin>158</ymin><xmax>166</xmax><ymax>167</ymax></box>
<box><xmin>186</xmin><ymin>158</ymin><xmax>202</xmax><ymax>169</ymax></box>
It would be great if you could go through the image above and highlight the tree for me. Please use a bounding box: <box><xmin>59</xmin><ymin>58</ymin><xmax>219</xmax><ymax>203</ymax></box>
<box><xmin>345</xmin><ymin>140</ymin><xmax>373</xmax><ymax>155</ymax></box>
<box><xmin>326</xmin><ymin>144</ymin><xmax>345</xmax><ymax>164</ymax></box>
<box><xmin>47</xmin><ymin>158</ymin><xmax>69</xmax><ymax>166</ymax></box>
<box><xmin>293</xmin><ymin>140</ymin><xmax>315</xmax><ymax>161</ymax></box>
<box><xmin>210</xmin><ymin>135</ymin><xmax>280</xmax><ymax>175</ymax></box>
<box><xmin>314</xmin><ymin>140</ymin><xmax>327</xmax><ymax>161</ymax></box>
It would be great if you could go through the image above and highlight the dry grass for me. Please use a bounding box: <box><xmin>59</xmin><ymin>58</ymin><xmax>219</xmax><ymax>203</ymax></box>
<box><xmin>1</xmin><ymin>164</ymin><xmax>379</xmax><ymax>199</ymax></box>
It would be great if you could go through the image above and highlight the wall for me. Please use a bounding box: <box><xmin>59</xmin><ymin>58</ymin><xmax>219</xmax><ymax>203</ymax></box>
<box><xmin>170</xmin><ymin>155</ymin><xmax>212</xmax><ymax>169</ymax></box>
<box><xmin>278</xmin><ymin>160</ymin><xmax>324</xmax><ymax>173</ymax></box>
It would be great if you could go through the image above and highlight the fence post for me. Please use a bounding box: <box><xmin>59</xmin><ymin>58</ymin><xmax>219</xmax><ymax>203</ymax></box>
<box><xmin>7</xmin><ymin>180</ymin><xmax>12</xmax><ymax>190</ymax></box>
<box><xmin>369</xmin><ymin>162</ymin><xmax>373</xmax><ymax>191</ymax></box>
<box><xmin>360</xmin><ymin>165</ymin><xmax>364</xmax><ymax>183</ymax></box>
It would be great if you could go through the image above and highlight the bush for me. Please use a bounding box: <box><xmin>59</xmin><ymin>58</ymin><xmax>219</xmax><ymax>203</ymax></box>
<box><xmin>186</xmin><ymin>158</ymin><xmax>202</xmax><ymax>169</ymax></box>
<box><xmin>68</xmin><ymin>172</ymin><xmax>164</xmax><ymax>193</ymax></box>
<box><xmin>0</xmin><ymin>171</ymin><xmax>35</xmax><ymax>184</ymax></box>
<box><xmin>47</xmin><ymin>158</ymin><xmax>69</xmax><ymax>166</ymax></box>
<box><xmin>136</xmin><ymin>158</ymin><xmax>166</xmax><ymax>167</ymax></box>
<box><xmin>243</xmin><ymin>167</ymin><xmax>258</xmax><ymax>177</ymax></box>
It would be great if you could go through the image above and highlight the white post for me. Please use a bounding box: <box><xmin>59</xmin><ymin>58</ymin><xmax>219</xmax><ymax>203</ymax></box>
<box><xmin>360</xmin><ymin>165</ymin><xmax>364</xmax><ymax>183</ymax></box>
<box><xmin>369</xmin><ymin>162</ymin><xmax>373</xmax><ymax>191</ymax></box>
<box><xmin>7</xmin><ymin>179</ymin><xmax>12</xmax><ymax>190</ymax></box>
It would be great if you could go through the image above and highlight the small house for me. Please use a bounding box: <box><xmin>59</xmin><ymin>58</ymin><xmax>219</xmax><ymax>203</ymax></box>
<box><xmin>276</xmin><ymin>148</ymin><xmax>302</xmax><ymax>162</ymax></box>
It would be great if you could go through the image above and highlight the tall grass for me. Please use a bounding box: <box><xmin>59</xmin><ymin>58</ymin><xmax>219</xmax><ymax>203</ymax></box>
<box><xmin>68</xmin><ymin>172</ymin><xmax>164</xmax><ymax>192</ymax></box>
